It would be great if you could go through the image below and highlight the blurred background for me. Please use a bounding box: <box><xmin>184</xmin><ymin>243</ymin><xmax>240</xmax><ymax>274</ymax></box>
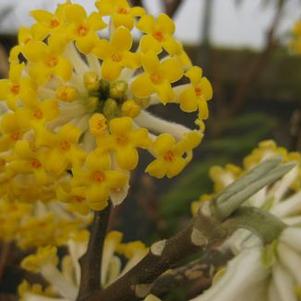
<box><xmin>1</xmin><ymin>0</ymin><xmax>301</xmax><ymax>300</ymax></box>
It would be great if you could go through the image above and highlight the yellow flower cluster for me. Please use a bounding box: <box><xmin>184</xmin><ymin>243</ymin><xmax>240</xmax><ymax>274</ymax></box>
<box><xmin>192</xmin><ymin>140</ymin><xmax>301</xmax><ymax>215</ymax></box>
<box><xmin>0</xmin><ymin>0</ymin><xmax>212</xmax><ymax>213</ymax></box>
<box><xmin>0</xmin><ymin>200</ymin><xmax>89</xmax><ymax>249</ymax></box>
<box><xmin>19</xmin><ymin>230</ymin><xmax>148</xmax><ymax>300</ymax></box>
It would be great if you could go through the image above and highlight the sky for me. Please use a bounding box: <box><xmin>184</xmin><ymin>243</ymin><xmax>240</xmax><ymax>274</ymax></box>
<box><xmin>0</xmin><ymin>0</ymin><xmax>300</xmax><ymax>49</ymax></box>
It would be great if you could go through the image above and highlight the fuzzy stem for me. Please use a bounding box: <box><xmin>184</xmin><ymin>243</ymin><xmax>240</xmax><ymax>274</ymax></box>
<box><xmin>210</xmin><ymin>159</ymin><xmax>295</xmax><ymax>220</ymax></box>
<box><xmin>224</xmin><ymin>207</ymin><xmax>286</xmax><ymax>244</ymax></box>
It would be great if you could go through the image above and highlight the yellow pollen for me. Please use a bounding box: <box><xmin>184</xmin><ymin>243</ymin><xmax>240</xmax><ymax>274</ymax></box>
<box><xmin>59</xmin><ymin>140</ymin><xmax>71</xmax><ymax>151</ymax></box>
<box><xmin>46</xmin><ymin>56</ymin><xmax>58</xmax><ymax>68</ymax></box>
<box><xmin>164</xmin><ymin>150</ymin><xmax>175</xmax><ymax>162</ymax></box>
<box><xmin>77</xmin><ymin>25</ymin><xmax>88</xmax><ymax>36</ymax></box>
<box><xmin>150</xmin><ymin>73</ymin><xmax>162</xmax><ymax>84</ymax></box>
<box><xmin>153</xmin><ymin>31</ymin><xmax>165</xmax><ymax>42</ymax></box>
<box><xmin>33</xmin><ymin>109</ymin><xmax>43</xmax><ymax>119</ymax></box>
<box><xmin>31</xmin><ymin>159</ymin><xmax>42</xmax><ymax>169</ymax></box>
<box><xmin>10</xmin><ymin>84</ymin><xmax>20</xmax><ymax>95</ymax></box>
<box><xmin>111</xmin><ymin>53</ymin><xmax>123</xmax><ymax>62</ymax></box>
<box><xmin>91</xmin><ymin>171</ymin><xmax>106</xmax><ymax>183</ymax></box>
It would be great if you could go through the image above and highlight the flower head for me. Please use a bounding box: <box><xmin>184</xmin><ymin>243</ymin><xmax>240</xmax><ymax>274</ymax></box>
<box><xmin>0</xmin><ymin>0</ymin><xmax>212</xmax><ymax>213</ymax></box>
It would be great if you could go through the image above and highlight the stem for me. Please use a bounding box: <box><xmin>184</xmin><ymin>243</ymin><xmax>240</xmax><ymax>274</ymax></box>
<box><xmin>150</xmin><ymin>249</ymin><xmax>233</xmax><ymax>298</ymax></box>
<box><xmin>85</xmin><ymin>213</ymin><xmax>227</xmax><ymax>301</ymax></box>
<box><xmin>82</xmin><ymin>159</ymin><xmax>293</xmax><ymax>301</ymax></box>
<box><xmin>164</xmin><ymin>0</ymin><xmax>183</xmax><ymax>17</ymax></box>
<box><xmin>77</xmin><ymin>205</ymin><xmax>111</xmax><ymax>301</ymax></box>
<box><xmin>224</xmin><ymin>207</ymin><xmax>286</xmax><ymax>244</ymax></box>
<box><xmin>129</xmin><ymin>0</ymin><xmax>144</xmax><ymax>7</ymax></box>
<box><xmin>0</xmin><ymin>243</ymin><xmax>11</xmax><ymax>281</ymax></box>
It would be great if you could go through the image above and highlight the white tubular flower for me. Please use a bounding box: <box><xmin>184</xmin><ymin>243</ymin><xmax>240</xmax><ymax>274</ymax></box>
<box><xmin>190</xmin><ymin>140</ymin><xmax>301</xmax><ymax>301</ymax></box>
<box><xmin>19</xmin><ymin>231</ymin><xmax>148</xmax><ymax>301</ymax></box>
<box><xmin>190</xmin><ymin>248</ymin><xmax>269</xmax><ymax>301</ymax></box>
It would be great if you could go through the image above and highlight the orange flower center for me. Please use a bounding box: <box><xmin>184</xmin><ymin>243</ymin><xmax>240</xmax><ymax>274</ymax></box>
<box><xmin>46</xmin><ymin>56</ymin><xmax>58</xmax><ymax>68</ymax></box>
<box><xmin>74</xmin><ymin>195</ymin><xmax>85</xmax><ymax>203</ymax></box>
<box><xmin>153</xmin><ymin>31</ymin><xmax>165</xmax><ymax>42</ymax></box>
<box><xmin>10</xmin><ymin>131</ymin><xmax>21</xmax><ymax>141</ymax></box>
<box><xmin>10</xmin><ymin>84</ymin><xmax>20</xmax><ymax>95</ymax></box>
<box><xmin>0</xmin><ymin>159</ymin><xmax>6</xmax><ymax>167</ymax></box>
<box><xmin>50</xmin><ymin>19</ymin><xmax>60</xmax><ymax>28</ymax></box>
<box><xmin>116</xmin><ymin>135</ymin><xmax>128</xmax><ymax>145</ymax></box>
<box><xmin>31</xmin><ymin>159</ymin><xmax>42</xmax><ymax>169</ymax></box>
<box><xmin>59</xmin><ymin>140</ymin><xmax>71</xmax><ymax>151</ymax></box>
<box><xmin>111</xmin><ymin>53</ymin><xmax>123</xmax><ymax>62</ymax></box>
<box><xmin>94</xmin><ymin>120</ymin><xmax>106</xmax><ymax>132</ymax></box>
<box><xmin>77</xmin><ymin>25</ymin><xmax>88</xmax><ymax>36</ymax></box>
<box><xmin>150</xmin><ymin>73</ymin><xmax>163</xmax><ymax>84</ymax></box>
<box><xmin>163</xmin><ymin>150</ymin><xmax>175</xmax><ymax>162</ymax></box>
<box><xmin>91</xmin><ymin>171</ymin><xmax>106</xmax><ymax>183</ymax></box>
<box><xmin>195</xmin><ymin>87</ymin><xmax>202</xmax><ymax>97</ymax></box>
<box><xmin>33</xmin><ymin>109</ymin><xmax>43</xmax><ymax>119</ymax></box>
<box><xmin>117</xmin><ymin>7</ymin><xmax>129</xmax><ymax>14</ymax></box>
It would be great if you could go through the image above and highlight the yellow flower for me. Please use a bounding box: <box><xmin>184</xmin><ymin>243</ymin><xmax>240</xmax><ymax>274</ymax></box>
<box><xmin>0</xmin><ymin>0</ymin><xmax>212</xmax><ymax>211</ymax></box>
<box><xmin>131</xmin><ymin>52</ymin><xmax>183</xmax><ymax>103</ymax></box>
<box><xmin>137</xmin><ymin>13</ymin><xmax>176</xmax><ymax>54</ymax></box>
<box><xmin>209</xmin><ymin>164</ymin><xmax>242</xmax><ymax>193</ymax></box>
<box><xmin>20</xmin><ymin>96</ymin><xmax>59</xmax><ymax>128</ymax></box>
<box><xmin>21</xmin><ymin>246</ymin><xmax>58</xmax><ymax>273</ymax></box>
<box><xmin>179</xmin><ymin>66</ymin><xmax>213</xmax><ymax>116</ymax></box>
<box><xmin>8</xmin><ymin>140</ymin><xmax>50</xmax><ymax>185</ymax></box>
<box><xmin>96</xmin><ymin>0</ymin><xmax>145</xmax><ymax>29</ymax></box>
<box><xmin>93</xmin><ymin>27</ymin><xmax>140</xmax><ymax>81</ymax></box>
<box><xmin>36</xmin><ymin>124</ymin><xmax>85</xmax><ymax>175</ymax></box>
<box><xmin>30</xmin><ymin>6</ymin><xmax>67</xmax><ymax>39</ymax></box>
<box><xmin>108</xmin><ymin>117</ymin><xmax>151</xmax><ymax>170</ymax></box>
<box><xmin>72</xmin><ymin>150</ymin><xmax>128</xmax><ymax>211</ymax></box>
<box><xmin>0</xmin><ymin>63</ymin><xmax>35</xmax><ymax>110</ymax></box>
<box><xmin>65</xmin><ymin>4</ymin><xmax>106</xmax><ymax>54</ymax></box>
<box><xmin>146</xmin><ymin>132</ymin><xmax>202</xmax><ymax>178</ymax></box>
<box><xmin>0</xmin><ymin>111</ymin><xmax>30</xmax><ymax>152</ymax></box>
<box><xmin>22</xmin><ymin>39</ymin><xmax>72</xmax><ymax>84</ymax></box>
<box><xmin>121</xmin><ymin>99</ymin><xmax>141</xmax><ymax>118</ymax></box>
<box><xmin>118</xmin><ymin>241</ymin><xmax>148</xmax><ymax>259</ymax></box>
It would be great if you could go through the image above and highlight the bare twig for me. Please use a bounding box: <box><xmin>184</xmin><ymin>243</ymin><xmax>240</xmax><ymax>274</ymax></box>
<box><xmin>289</xmin><ymin>109</ymin><xmax>301</xmax><ymax>151</ymax></box>
<box><xmin>163</xmin><ymin>0</ymin><xmax>184</xmax><ymax>17</ymax></box>
<box><xmin>229</xmin><ymin>0</ymin><xmax>285</xmax><ymax>116</ymax></box>
<box><xmin>82</xmin><ymin>159</ymin><xmax>292</xmax><ymax>301</ymax></box>
<box><xmin>77</xmin><ymin>205</ymin><xmax>111</xmax><ymax>301</ymax></box>
<box><xmin>86</xmin><ymin>213</ymin><xmax>227</xmax><ymax>301</ymax></box>
<box><xmin>128</xmin><ymin>0</ymin><xmax>144</xmax><ymax>8</ymax></box>
<box><xmin>150</xmin><ymin>249</ymin><xmax>233</xmax><ymax>298</ymax></box>
<box><xmin>0</xmin><ymin>243</ymin><xmax>11</xmax><ymax>281</ymax></box>
<box><xmin>0</xmin><ymin>43</ymin><xmax>9</xmax><ymax>78</ymax></box>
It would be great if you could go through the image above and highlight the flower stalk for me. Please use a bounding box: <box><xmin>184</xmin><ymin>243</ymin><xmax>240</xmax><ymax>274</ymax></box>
<box><xmin>77</xmin><ymin>205</ymin><xmax>111</xmax><ymax>300</ymax></box>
